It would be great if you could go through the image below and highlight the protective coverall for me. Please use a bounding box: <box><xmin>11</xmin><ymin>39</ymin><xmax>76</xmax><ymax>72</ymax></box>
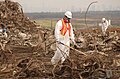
<box><xmin>51</xmin><ymin>19</ymin><xmax>75</xmax><ymax>65</ymax></box>
<box><xmin>101</xmin><ymin>20</ymin><xmax>109</xmax><ymax>35</ymax></box>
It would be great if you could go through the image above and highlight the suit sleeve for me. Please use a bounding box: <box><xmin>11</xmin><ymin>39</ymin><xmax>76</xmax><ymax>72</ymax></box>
<box><xmin>55</xmin><ymin>20</ymin><xmax>62</xmax><ymax>41</ymax></box>
<box><xmin>70</xmin><ymin>23</ymin><xmax>75</xmax><ymax>42</ymax></box>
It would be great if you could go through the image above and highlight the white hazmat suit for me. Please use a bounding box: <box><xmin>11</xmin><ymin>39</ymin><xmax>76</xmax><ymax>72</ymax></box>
<box><xmin>51</xmin><ymin>19</ymin><xmax>75</xmax><ymax>65</ymax></box>
<box><xmin>100</xmin><ymin>18</ymin><xmax>110</xmax><ymax>35</ymax></box>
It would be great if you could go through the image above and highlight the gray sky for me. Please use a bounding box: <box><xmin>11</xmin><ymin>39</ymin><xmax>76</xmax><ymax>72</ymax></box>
<box><xmin>10</xmin><ymin>0</ymin><xmax>120</xmax><ymax>12</ymax></box>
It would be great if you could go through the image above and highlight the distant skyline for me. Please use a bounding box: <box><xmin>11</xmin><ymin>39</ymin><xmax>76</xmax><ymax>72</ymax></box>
<box><xmin>6</xmin><ymin>0</ymin><xmax>120</xmax><ymax>12</ymax></box>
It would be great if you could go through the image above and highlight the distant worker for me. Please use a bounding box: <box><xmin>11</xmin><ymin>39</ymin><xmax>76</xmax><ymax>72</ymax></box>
<box><xmin>99</xmin><ymin>18</ymin><xmax>111</xmax><ymax>35</ymax></box>
<box><xmin>51</xmin><ymin>11</ymin><xmax>79</xmax><ymax>65</ymax></box>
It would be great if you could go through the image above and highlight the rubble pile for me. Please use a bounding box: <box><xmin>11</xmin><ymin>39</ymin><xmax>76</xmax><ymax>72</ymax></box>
<box><xmin>0</xmin><ymin>0</ymin><xmax>119</xmax><ymax>79</ymax></box>
<box><xmin>72</xmin><ymin>30</ymin><xmax>120</xmax><ymax>79</ymax></box>
<box><xmin>76</xmin><ymin>29</ymin><xmax>120</xmax><ymax>52</ymax></box>
<box><xmin>0</xmin><ymin>0</ymin><xmax>49</xmax><ymax>51</ymax></box>
<box><xmin>0</xmin><ymin>0</ymin><xmax>50</xmax><ymax>77</ymax></box>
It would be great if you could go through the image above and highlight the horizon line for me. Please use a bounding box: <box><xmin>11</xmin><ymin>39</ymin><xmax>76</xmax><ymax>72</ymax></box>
<box><xmin>24</xmin><ymin>10</ymin><xmax>120</xmax><ymax>13</ymax></box>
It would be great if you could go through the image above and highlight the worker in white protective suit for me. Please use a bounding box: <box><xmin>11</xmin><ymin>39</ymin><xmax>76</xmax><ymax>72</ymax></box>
<box><xmin>101</xmin><ymin>18</ymin><xmax>110</xmax><ymax>35</ymax></box>
<box><xmin>51</xmin><ymin>11</ymin><xmax>78</xmax><ymax>65</ymax></box>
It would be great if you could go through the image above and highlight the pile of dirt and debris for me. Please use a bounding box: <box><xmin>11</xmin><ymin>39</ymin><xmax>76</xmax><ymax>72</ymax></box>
<box><xmin>0</xmin><ymin>0</ymin><xmax>54</xmax><ymax>77</ymax></box>
<box><xmin>0</xmin><ymin>0</ymin><xmax>119</xmax><ymax>79</ymax></box>
<box><xmin>0</xmin><ymin>0</ymin><xmax>56</xmax><ymax>52</ymax></box>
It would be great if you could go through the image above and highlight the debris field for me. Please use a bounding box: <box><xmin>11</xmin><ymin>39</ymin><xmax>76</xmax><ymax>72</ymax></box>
<box><xmin>0</xmin><ymin>0</ymin><xmax>120</xmax><ymax>79</ymax></box>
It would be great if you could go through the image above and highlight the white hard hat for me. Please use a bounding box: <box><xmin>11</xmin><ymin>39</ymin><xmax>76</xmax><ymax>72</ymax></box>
<box><xmin>64</xmin><ymin>11</ymin><xmax>72</xmax><ymax>19</ymax></box>
<box><xmin>102</xmin><ymin>18</ymin><xmax>106</xmax><ymax>21</ymax></box>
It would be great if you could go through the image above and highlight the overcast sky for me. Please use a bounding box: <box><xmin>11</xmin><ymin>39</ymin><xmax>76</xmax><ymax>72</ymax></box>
<box><xmin>9</xmin><ymin>0</ymin><xmax>120</xmax><ymax>12</ymax></box>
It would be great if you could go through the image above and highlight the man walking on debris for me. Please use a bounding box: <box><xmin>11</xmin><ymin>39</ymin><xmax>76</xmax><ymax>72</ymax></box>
<box><xmin>100</xmin><ymin>18</ymin><xmax>111</xmax><ymax>35</ymax></box>
<box><xmin>51</xmin><ymin>11</ymin><xmax>79</xmax><ymax>65</ymax></box>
